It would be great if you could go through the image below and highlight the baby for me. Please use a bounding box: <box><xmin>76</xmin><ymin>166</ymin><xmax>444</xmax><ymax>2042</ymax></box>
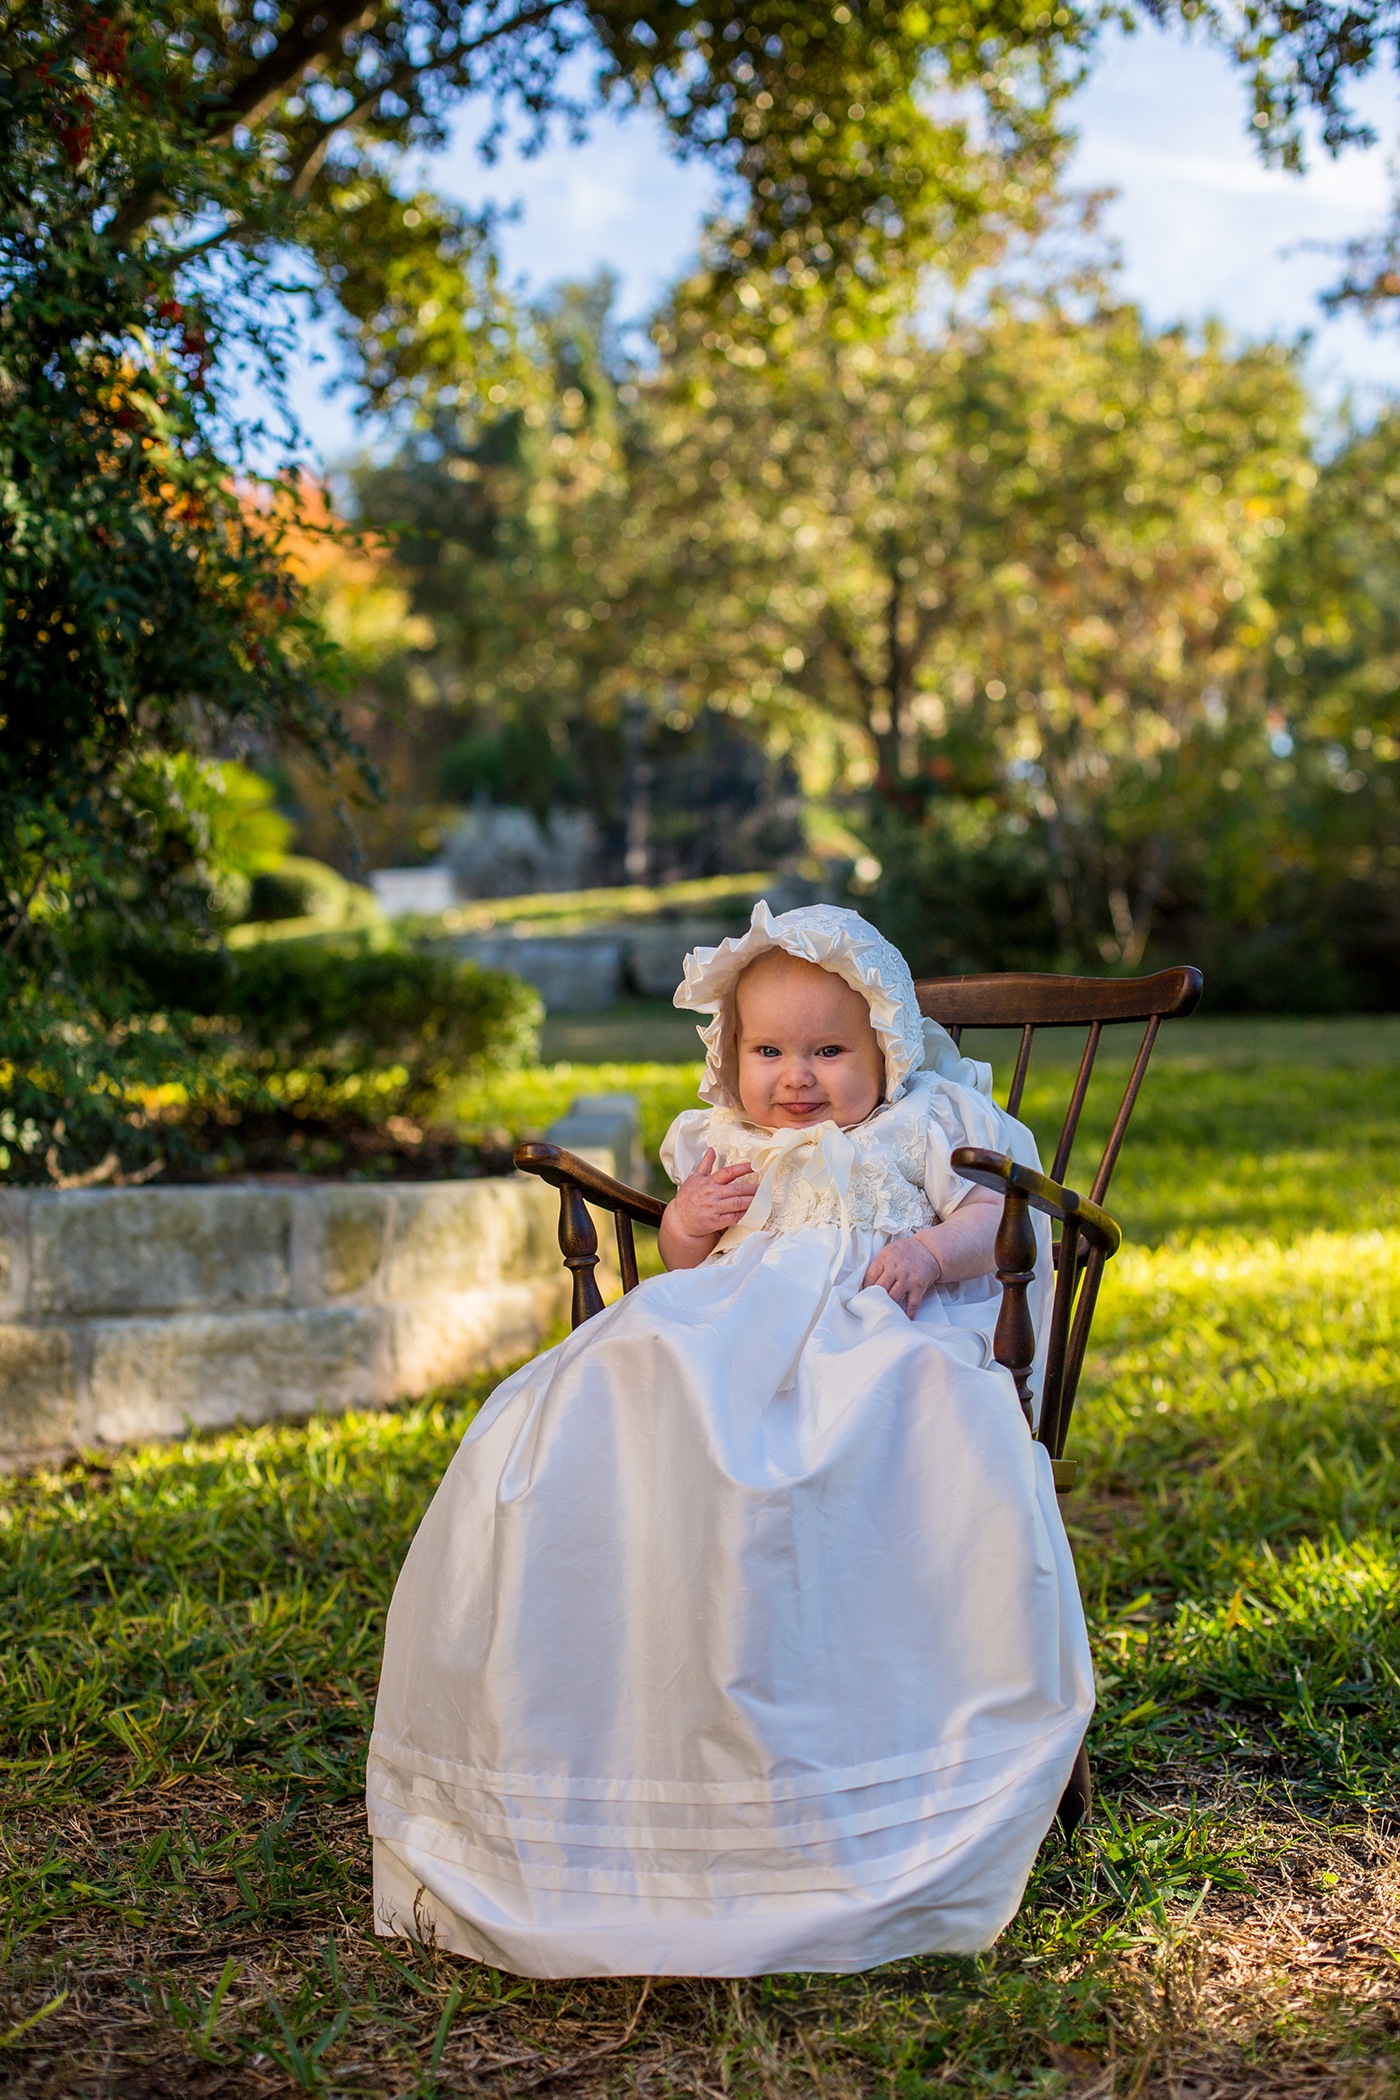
<box><xmin>368</xmin><ymin>904</ymin><xmax>1090</xmax><ymax>1982</ymax></box>
<box><xmin>658</xmin><ymin>947</ymin><xmax>1003</xmax><ymax>1314</ymax></box>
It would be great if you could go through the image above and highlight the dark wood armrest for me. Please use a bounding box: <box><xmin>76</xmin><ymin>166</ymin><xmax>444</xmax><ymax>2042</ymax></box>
<box><xmin>514</xmin><ymin>1142</ymin><xmax>667</xmax><ymax>1228</ymax></box>
<box><xmin>947</xmin><ymin>1147</ymin><xmax>1120</xmax><ymax>1459</ymax></box>
<box><xmin>514</xmin><ymin>1142</ymin><xmax>666</xmax><ymax>1328</ymax></box>
<box><xmin>949</xmin><ymin>1147</ymin><xmax>1122</xmax><ymax>1256</ymax></box>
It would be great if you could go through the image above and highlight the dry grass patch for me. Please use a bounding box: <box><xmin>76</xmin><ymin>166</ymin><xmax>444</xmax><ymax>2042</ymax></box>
<box><xmin>2</xmin><ymin>1793</ymin><xmax>1397</xmax><ymax>2095</ymax></box>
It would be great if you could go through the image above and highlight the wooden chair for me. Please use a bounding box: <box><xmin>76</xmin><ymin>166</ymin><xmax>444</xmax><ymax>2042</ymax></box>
<box><xmin>515</xmin><ymin>963</ymin><xmax>1204</xmax><ymax>1838</ymax></box>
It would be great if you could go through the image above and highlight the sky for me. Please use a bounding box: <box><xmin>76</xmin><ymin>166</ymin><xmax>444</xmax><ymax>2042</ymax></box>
<box><xmin>279</xmin><ymin>19</ymin><xmax>1400</xmax><ymax>464</ymax></box>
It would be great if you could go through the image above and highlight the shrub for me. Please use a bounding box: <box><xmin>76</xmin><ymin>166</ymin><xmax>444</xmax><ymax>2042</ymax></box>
<box><xmin>0</xmin><ymin>937</ymin><xmax>541</xmax><ymax>1186</ymax></box>
<box><xmin>240</xmin><ymin>856</ymin><xmax>382</xmax><ymax>930</ymax></box>
<box><xmin>207</xmin><ymin>937</ymin><xmax>542</xmax><ymax>1113</ymax></box>
<box><xmin>856</xmin><ymin>797</ymin><xmax>1059</xmax><ymax>976</ymax></box>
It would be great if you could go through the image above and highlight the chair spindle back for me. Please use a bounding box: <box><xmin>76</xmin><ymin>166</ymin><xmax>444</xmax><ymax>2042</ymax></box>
<box><xmin>519</xmin><ymin>965</ymin><xmax>1202</xmax><ymax>1470</ymax></box>
<box><xmin>921</xmin><ymin>967</ymin><xmax>1202</xmax><ymax>1460</ymax></box>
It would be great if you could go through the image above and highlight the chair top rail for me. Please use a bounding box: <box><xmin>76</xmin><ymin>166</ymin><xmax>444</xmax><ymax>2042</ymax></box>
<box><xmin>915</xmin><ymin>965</ymin><xmax>1203</xmax><ymax>1030</ymax></box>
<box><xmin>515</xmin><ymin>1142</ymin><xmax>667</xmax><ymax>1228</ymax></box>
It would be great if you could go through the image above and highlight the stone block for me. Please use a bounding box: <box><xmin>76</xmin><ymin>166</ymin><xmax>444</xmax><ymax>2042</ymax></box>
<box><xmin>29</xmin><ymin>1187</ymin><xmax>292</xmax><ymax>1317</ymax></box>
<box><xmin>0</xmin><ymin>1322</ymin><xmax>78</xmax><ymax>1456</ymax></box>
<box><xmin>382</xmin><ymin>1180</ymin><xmax>537</xmax><ymax>1301</ymax></box>
<box><xmin>489</xmin><ymin>1178</ymin><xmax>567</xmax><ymax>1280</ymax></box>
<box><xmin>546</xmin><ymin>1094</ymin><xmax>644</xmax><ymax>1188</ymax></box>
<box><xmin>370</xmin><ymin>865</ymin><xmax>456</xmax><ymax>917</ymax></box>
<box><xmin>449</xmin><ymin>933</ymin><xmax>625</xmax><ymax>1012</ymax></box>
<box><xmin>88</xmin><ymin>1306</ymin><xmax>387</xmax><ymax>1445</ymax></box>
<box><xmin>0</xmin><ymin>1189</ymin><xmax>30</xmax><ymax>1319</ymax></box>
<box><xmin>291</xmin><ymin>1186</ymin><xmax>390</xmax><ymax>1302</ymax></box>
<box><xmin>0</xmin><ymin>1171</ymin><xmax>583</xmax><ymax>1461</ymax></box>
<box><xmin>623</xmin><ymin>918</ymin><xmax>734</xmax><ymax>1000</ymax></box>
<box><xmin>390</xmin><ymin>1275</ymin><xmax>571</xmax><ymax>1395</ymax></box>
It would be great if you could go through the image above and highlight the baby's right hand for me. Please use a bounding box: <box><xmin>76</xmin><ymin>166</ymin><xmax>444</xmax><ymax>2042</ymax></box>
<box><xmin>668</xmin><ymin>1149</ymin><xmax>759</xmax><ymax>1240</ymax></box>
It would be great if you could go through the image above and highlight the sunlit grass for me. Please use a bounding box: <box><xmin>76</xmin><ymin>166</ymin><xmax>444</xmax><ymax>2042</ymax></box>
<box><xmin>3</xmin><ymin>1034</ymin><xmax>1399</xmax><ymax>2092</ymax></box>
<box><xmin>455</xmin><ymin>1057</ymin><xmax>705</xmax><ymax>1177</ymax></box>
<box><xmin>1078</xmin><ymin>1229</ymin><xmax>1400</xmax><ymax>1801</ymax></box>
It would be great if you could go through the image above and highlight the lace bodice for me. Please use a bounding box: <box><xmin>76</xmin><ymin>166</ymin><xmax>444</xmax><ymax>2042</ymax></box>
<box><xmin>661</xmin><ymin>1072</ymin><xmax>981</xmax><ymax>1243</ymax></box>
<box><xmin>708</xmin><ymin>1108</ymin><xmax>933</xmax><ymax>1236</ymax></box>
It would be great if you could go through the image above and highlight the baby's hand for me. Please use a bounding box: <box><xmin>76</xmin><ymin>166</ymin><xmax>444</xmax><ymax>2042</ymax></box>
<box><xmin>668</xmin><ymin>1149</ymin><xmax>759</xmax><ymax>1241</ymax></box>
<box><xmin>863</xmin><ymin>1235</ymin><xmax>942</xmax><ymax>1318</ymax></box>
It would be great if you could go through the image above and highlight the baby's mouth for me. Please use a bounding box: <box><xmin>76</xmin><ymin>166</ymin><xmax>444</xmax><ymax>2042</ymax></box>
<box><xmin>777</xmin><ymin>1099</ymin><xmax>826</xmax><ymax>1119</ymax></box>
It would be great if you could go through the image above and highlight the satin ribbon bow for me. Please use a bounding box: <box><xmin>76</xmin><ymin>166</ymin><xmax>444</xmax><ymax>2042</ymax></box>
<box><xmin>715</xmin><ymin>1117</ymin><xmax>858</xmax><ymax>1254</ymax></box>
<box><xmin>714</xmin><ymin>1120</ymin><xmax>865</xmax><ymax>1394</ymax></box>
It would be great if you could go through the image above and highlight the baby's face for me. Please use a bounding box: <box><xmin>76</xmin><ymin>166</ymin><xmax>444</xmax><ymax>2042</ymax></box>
<box><xmin>734</xmin><ymin>953</ymin><xmax>885</xmax><ymax>1131</ymax></box>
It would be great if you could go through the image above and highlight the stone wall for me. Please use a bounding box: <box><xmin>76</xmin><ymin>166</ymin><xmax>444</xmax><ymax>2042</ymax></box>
<box><xmin>445</xmin><ymin>915</ymin><xmax>747</xmax><ymax>1011</ymax></box>
<box><xmin>0</xmin><ymin>1178</ymin><xmax>574</xmax><ymax>1464</ymax></box>
<box><xmin>430</xmin><ymin>878</ymin><xmax>828</xmax><ymax>1011</ymax></box>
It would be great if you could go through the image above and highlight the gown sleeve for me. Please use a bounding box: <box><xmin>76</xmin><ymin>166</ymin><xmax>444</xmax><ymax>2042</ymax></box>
<box><xmin>922</xmin><ymin>1113</ymin><xmax>978</xmax><ymax>1219</ymax></box>
<box><xmin>659</xmin><ymin>1108</ymin><xmax>715</xmax><ymax>1188</ymax></box>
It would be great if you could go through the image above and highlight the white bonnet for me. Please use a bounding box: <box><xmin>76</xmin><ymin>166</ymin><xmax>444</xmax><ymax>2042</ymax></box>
<box><xmin>673</xmin><ymin>900</ymin><xmax>991</xmax><ymax>1108</ymax></box>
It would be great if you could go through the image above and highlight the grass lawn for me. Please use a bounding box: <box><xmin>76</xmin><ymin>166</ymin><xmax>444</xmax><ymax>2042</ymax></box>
<box><xmin>3</xmin><ymin>1021</ymin><xmax>1399</xmax><ymax>2095</ymax></box>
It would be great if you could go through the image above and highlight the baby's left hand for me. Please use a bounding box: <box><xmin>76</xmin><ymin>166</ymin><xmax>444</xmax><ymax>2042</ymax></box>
<box><xmin>863</xmin><ymin>1236</ymin><xmax>941</xmax><ymax>1318</ymax></box>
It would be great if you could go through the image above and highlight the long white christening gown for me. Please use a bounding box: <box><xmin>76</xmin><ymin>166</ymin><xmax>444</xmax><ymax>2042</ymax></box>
<box><xmin>367</xmin><ymin>1067</ymin><xmax>1094</xmax><ymax>1978</ymax></box>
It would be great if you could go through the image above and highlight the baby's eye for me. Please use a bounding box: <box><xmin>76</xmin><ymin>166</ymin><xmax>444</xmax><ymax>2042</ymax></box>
<box><xmin>815</xmin><ymin>1045</ymin><xmax>846</xmax><ymax>1059</ymax></box>
<box><xmin>754</xmin><ymin>1044</ymin><xmax>782</xmax><ymax>1058</ymax></box>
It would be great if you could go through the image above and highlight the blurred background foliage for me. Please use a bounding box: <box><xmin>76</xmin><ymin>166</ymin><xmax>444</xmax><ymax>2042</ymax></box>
<box><xmin>339</xmin><ymin>250</ymin><xmax>1398</xmax><ymax>1009</ymax></box>
<box><xmin>2</xmin><ymin>0</ymin><xmax>1398</xmax><ymax>1184</ymax></box>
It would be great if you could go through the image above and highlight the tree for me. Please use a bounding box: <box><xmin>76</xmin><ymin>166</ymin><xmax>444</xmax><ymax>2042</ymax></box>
<box><xmin>336</xmin><ymin>238</ymin><xmax>1400</xmax><ymax>991</ymax></box>
<box><xmin>1</xmin><ymin>0</ymin><xmax>1096</xmax><ymax>1170</ymax></box>
<box><xmin>0</xmin><ymin>0</ymin><xmax>1088</xmax><ymax>928</ymax></box>
<box><xmin>1237</xmin><ymin>406</ymin><xmax>1400</xmax><ymax>1006</ymax></box>
<box><xmin>346</xmin><ymin>253</ymin><xmax>1323</xmax><ymax>966</ymax></box>
<box><xmin>624</xmin><ymin>280</ymin><xmax>1308</xmax><ymax>964</ymax></box>
<box><xmin>345</xmin><ymin>277</ymin><xmax>645</xmax><ymax>851</ymax></box>
<box><xmin>350</xmin><ymin>273</ymin><xmax>842</xmax><ymax>880</ymax></box>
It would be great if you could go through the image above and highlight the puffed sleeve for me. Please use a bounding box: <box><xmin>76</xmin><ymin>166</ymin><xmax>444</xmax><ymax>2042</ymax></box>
<box><xmin>918</xmin><ymin>1069</ymin><xmax>1024</xmax><ymax>1217</ymax></box>
<box><xmin>922</xmin><ymin>1112</ymin><xmax>978</xmax><ymax>1220</ymax></box>
<box><xmin>659</xmin><ymin>1108</ymin><xmax>715</xmax><ymax>1188</ymax></box>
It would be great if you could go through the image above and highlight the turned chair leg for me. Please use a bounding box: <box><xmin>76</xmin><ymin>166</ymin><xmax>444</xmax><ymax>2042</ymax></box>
<box><xmin>1056</xmin><ymin>1739</ymin><xmax>1092</xmax><ymax>1839</ymax></box>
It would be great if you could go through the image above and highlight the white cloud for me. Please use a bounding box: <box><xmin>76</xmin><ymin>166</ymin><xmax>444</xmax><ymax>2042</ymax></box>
<box><xmin>1068</xmin><ymin>23</ymin><xmax>1399</xmax><ymax>401</ymax></box>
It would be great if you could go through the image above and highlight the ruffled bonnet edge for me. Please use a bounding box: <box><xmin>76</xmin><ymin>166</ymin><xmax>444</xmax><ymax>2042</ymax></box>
<box><xmin>673</xmin><ymin>900</ymin><xmax>992</xmax><ymax>1108</ymax></box>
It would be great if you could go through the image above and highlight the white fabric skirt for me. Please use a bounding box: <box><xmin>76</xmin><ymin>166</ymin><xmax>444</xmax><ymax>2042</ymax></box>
<box><xmin>367</xmin><ymin>1226</ymin><xmax>1094</xmax><ymax>1977</ymax></box>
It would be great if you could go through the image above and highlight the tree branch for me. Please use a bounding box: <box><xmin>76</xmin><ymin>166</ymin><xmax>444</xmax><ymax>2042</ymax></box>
<box><xmin>109</xmin><ymin>0</ymin><xmax>375</xmax><ymax>239</ymax></box>
<box><xmin>206</xmin><ymin>0</ymin><xmax>381</xmax><ymax>146</ymax></box>
<box><xmin>209</xmin><ymin>0</ymin><xmax>566</xmax><ymax>145</ymax></box>
<box><xmin>911</xmin><ymin>596</ymin><xmax>951</xmax><ymax>669</ymax></box>
<box><xmin>285</xmin><ymin>76</ymin><xmax>398</xmax><ymax>196</ymax></box>
<box><xmin>283</xmin><ymin>34</ymin><xmax>472</xmax><ymax>200</ymax></box>
<box><xmin>820</xmin><ymin>609</ymin><xmax>879</xmax><ymax>725</ymax></box>
<box><xmin>885</xmin><ymin>572</ymin><xmax>903</xmax><ymax>719</ymax></box>
<box><xmin>111</xmin><ymin>0</ymin><xmax>568</xmax><ymax>247</ymax></box>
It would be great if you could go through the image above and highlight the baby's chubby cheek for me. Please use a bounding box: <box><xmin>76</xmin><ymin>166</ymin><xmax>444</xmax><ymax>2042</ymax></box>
<box><xmin>824</xmin><ymin>1066</ymin><xmax>882</xmax><ymax>1126</ymax></box>
<box><xmin>738</xmin><ymin>1073</ymin><xmax>780</xmax><ymax>1121</ymax></box>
